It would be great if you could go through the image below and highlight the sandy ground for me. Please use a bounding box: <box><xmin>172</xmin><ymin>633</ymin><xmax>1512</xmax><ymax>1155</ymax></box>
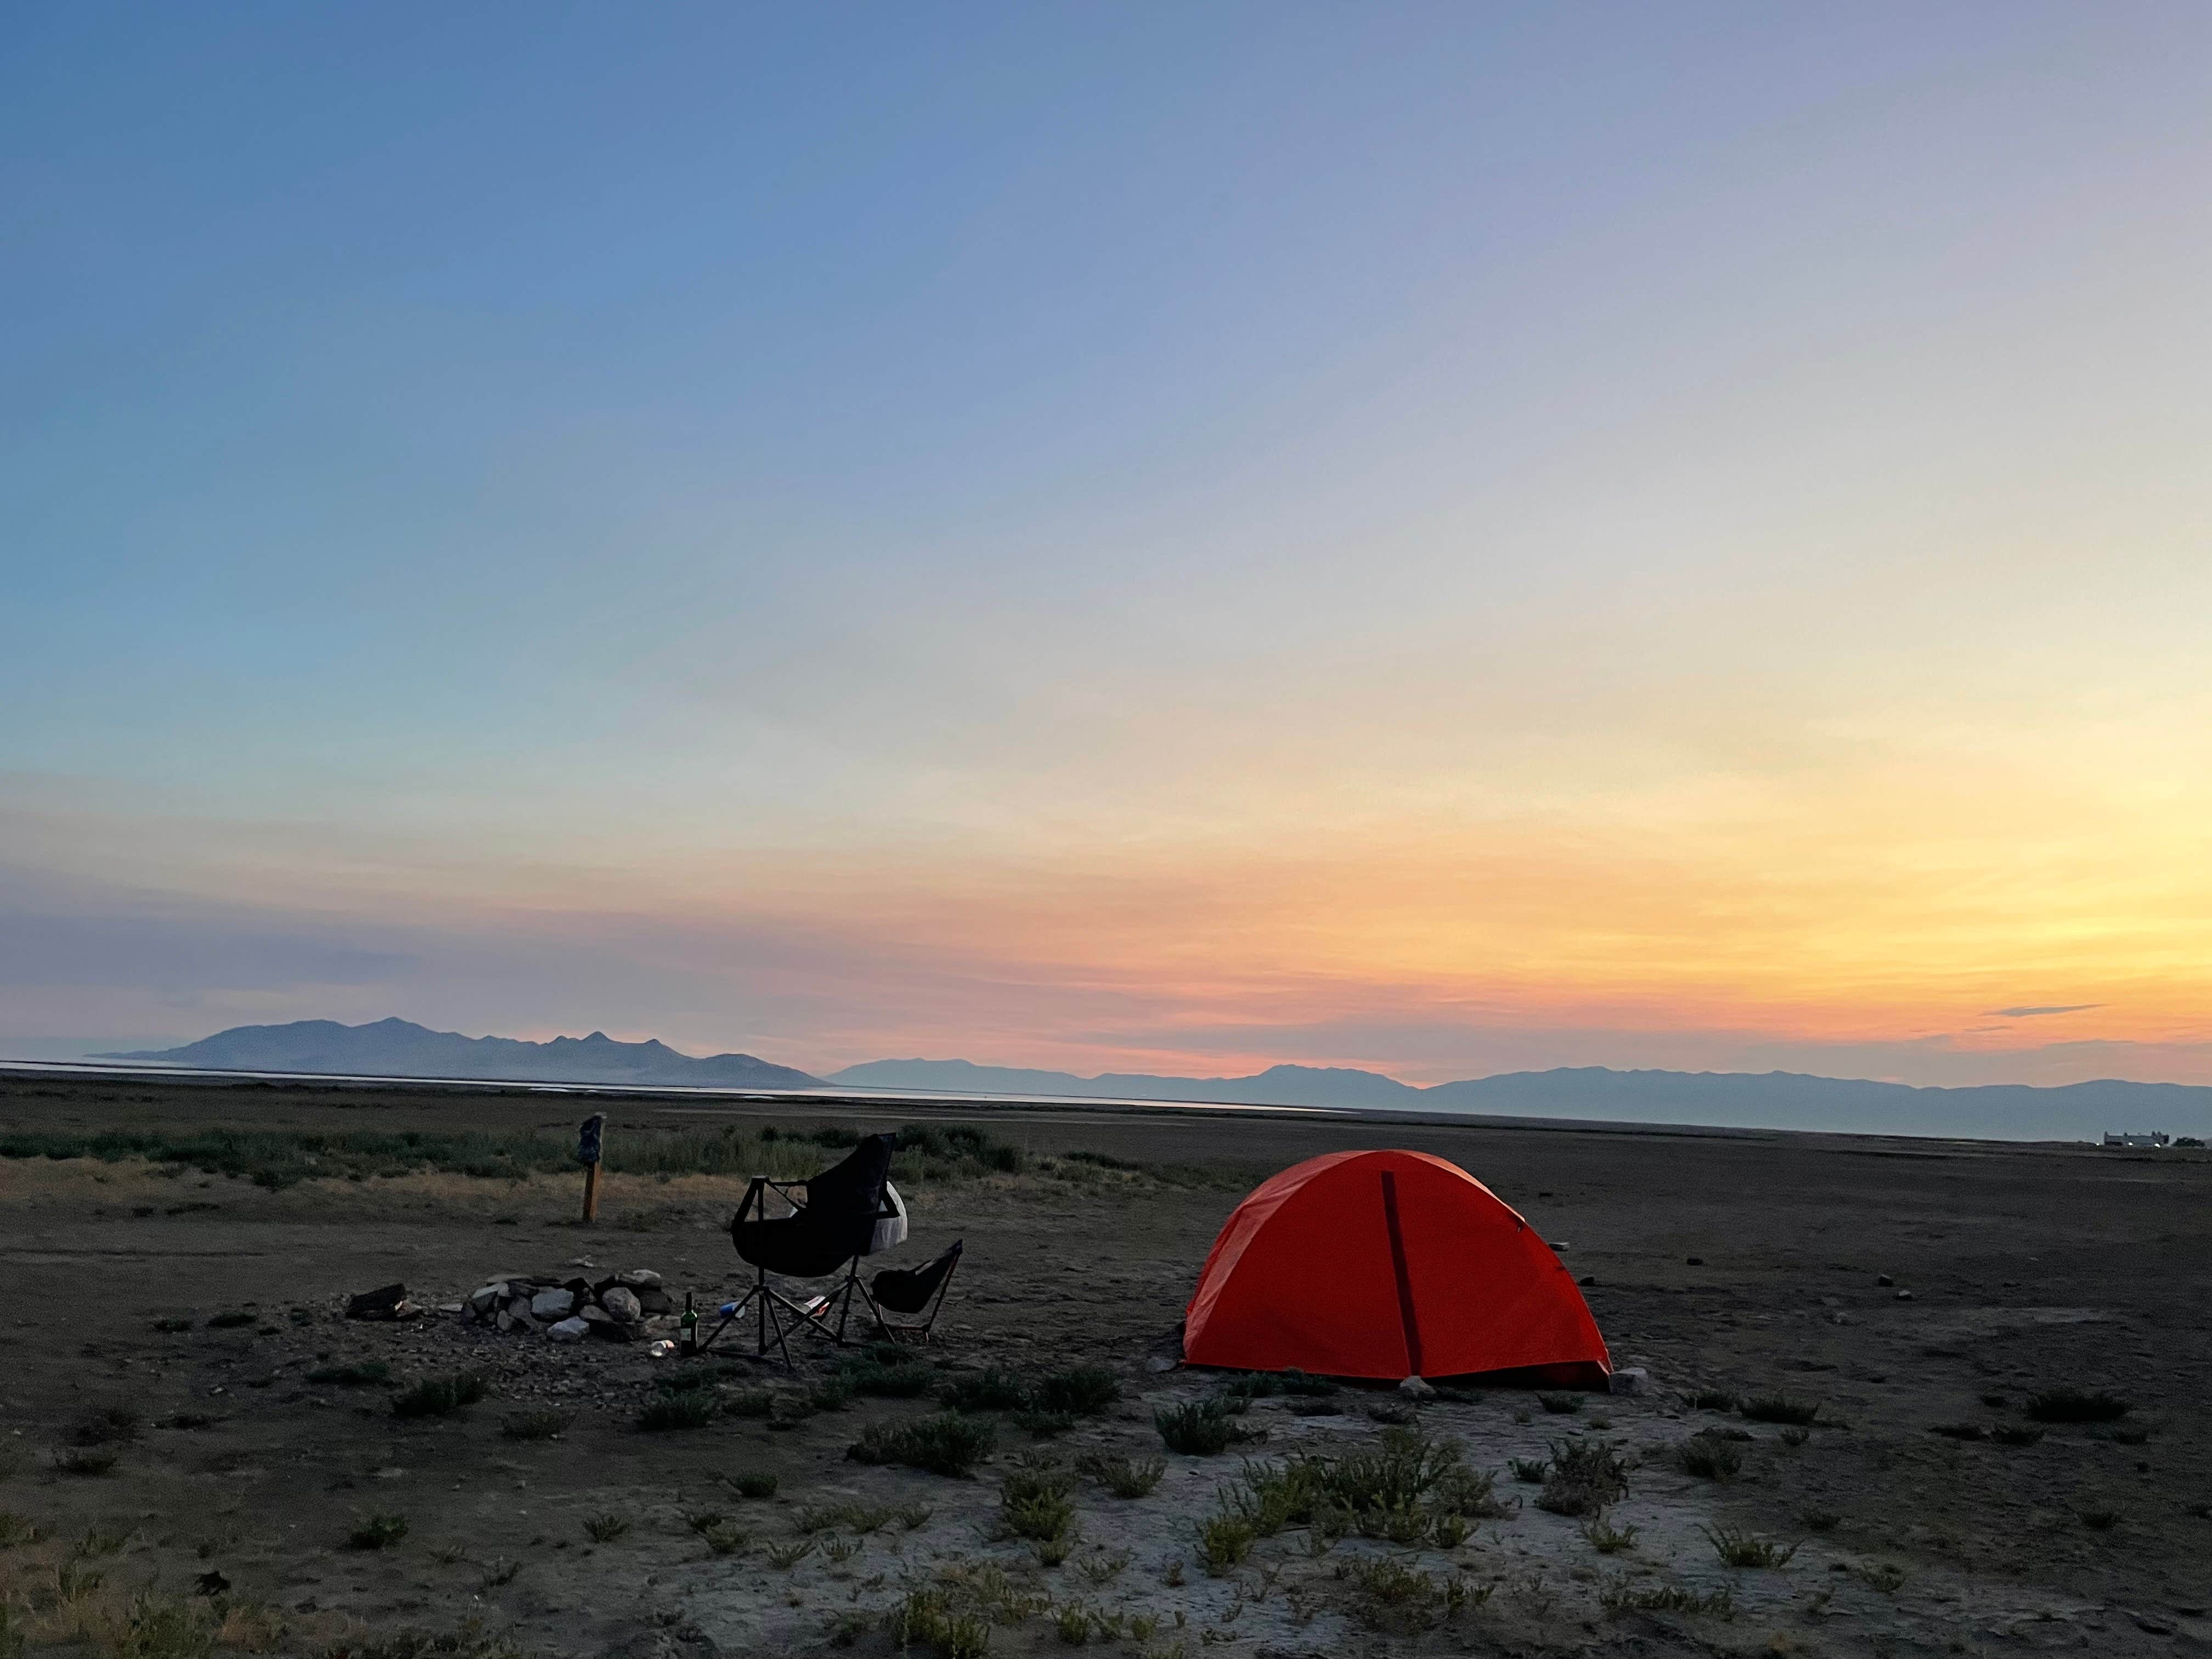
<box><xmin>1</xmin><ymin>1072</ymin><xmax>2208</xmax><ymax>1658</ymax></box>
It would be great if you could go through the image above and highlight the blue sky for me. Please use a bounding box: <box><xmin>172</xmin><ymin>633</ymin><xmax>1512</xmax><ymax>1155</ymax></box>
<box><xmin>5</xmin><ymin>5</ymin><xmax>2210</xmax><ymax>1085</ymax></box>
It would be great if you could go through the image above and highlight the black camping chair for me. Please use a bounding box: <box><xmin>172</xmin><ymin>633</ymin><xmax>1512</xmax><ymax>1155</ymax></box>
<box><xmin>702</xmin><ymin>1134</ymin><xmax>898</xmax><ymax>1364</ymax></box>
<box><xmin>868</xmin><ymin>1240</ymin><xmax>963</xmax><ymax>1346</ymax></box>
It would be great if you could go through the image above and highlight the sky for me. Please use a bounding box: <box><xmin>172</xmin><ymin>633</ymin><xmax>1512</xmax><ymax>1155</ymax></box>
<box><xmin>4</xmin><ymin>4</ymin><xmax>2210</xmax><ymax>1087</ymax></box>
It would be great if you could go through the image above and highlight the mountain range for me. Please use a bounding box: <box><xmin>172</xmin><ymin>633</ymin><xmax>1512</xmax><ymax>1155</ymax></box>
<box><xmin>829</xmin><ymin>1057</ymin><xmax>2212</xmax><ymax>1141</ymax></box>
<box><xmin>104</xmin><ymin>1018</ymin><xmax>823</xmax><ymax>1091</ymax></box>
<box><xmin>89</xmin><ymin>1020</ymin><xmax>2212</xmax><ymax>1141</ymax></box>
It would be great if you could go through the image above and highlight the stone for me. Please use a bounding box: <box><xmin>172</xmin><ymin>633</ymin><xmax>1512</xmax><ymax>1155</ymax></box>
<box><xmin>1578</xmin><ymin>1274</ymin><xmax>1596</xmax><ymax>1286</ymax></box>
<box><xmin>495</xmin><ymin>1308</ymin><xmax>525</xmax><ymax>1334</ymax></box>
<box><xmin>1397</xmin><ymin>1376</ymin><xmax>1435</xmax><ymax>1400</ymax></box>
<box><xmin>1876</xmin><ymin>1274</ymin><xmax>1894</xmax><ymax>1288</ymax></box>
<box><xmin>613</xmin><ymin>1269</ymin><xmax>663</xmax><ymax>1288</ymax></box>
<box><xmin>437</xmin><ymin>1302</ymin><xmax>464</xmax><ymax>1315</ymax></box>
<box><xmin>346</xmin><ymin>1283</ymin><xmax>408</xmax><ymax>1321</ymax></box>
<box><xmin>1607</xmin><ymin>1367</ymin><xmax>1649</xmax><ymax>1396</ymax></box>
<box><xmin>601</xmin><ymin>1288</ymin><xmax>642</xmax><ymax>1323</ymax></box>
<box><xmin>1894</xmin><ymin>1289</ymin><xmax>1915</xmax><ymax>1301</ymax></box>
<box><xmin>1549</xmin><ymin>1240</ymin><xmax>1570</xmax><ymax>1251</ymax></box>
<box><xmin>1685</xmin><ymin>1257</ymin><xmax>1705</xmax><ymax>1267</ymax></box>
<box><xmin>578</xmin><ymin>1304</ymin><xmax>613</xmax><ymax>1324</ymax></box>
<box><xmin>531</xmin><ymin>1288</ymin><xmax>575</xmax><ymax>1320</ymax></box>
<box><xmin>636</xmin><ymin>1288</ymin><xmax>674</xmax><ymax>1317</ymax></box>
<box><xmin>547</xmin><ymin>1316</ymin><xmax>590</xmax><ymax>1342</ymax></box>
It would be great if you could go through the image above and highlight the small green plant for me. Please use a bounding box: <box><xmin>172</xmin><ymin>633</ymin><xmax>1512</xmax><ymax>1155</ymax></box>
<box><xmin>2024</xmin><ymin>1387</ymin><xmax>2129</xmax><ymax>1424</ymax></box>
<box><xmin>1778</xmin><ymin>1425</ymin><xmax>1810</xmax><ymax>1447</ymax></box>
<box><xmin>1197</xmin><ymin>1515</ymin><xmax>1254</xmax><ymax>1575</ymax></box>
<box><xmin>306</xmin><ymin>1361</ymin><xmax>391</xmax><ymax>1387</ymax></box>
<box><xmin>1155</xmin><ymin>1400</ymin><xmax>1248</xmax><ymax>1456</ymax></box>
<box><xmin>499</xmin><ymin>1409</ymin><xmax>572</xmax><ymax>1441</ymax></box>
<box><xmin>391</xmin><ymin>1373</ymin><xmax>487</xmax><ymax>1419</ymax></box>
<box><xmin>848</xmin><ymin>1413</ymin><xmax>996</xmax><ymax>1477</ymax></box>
<box><xmin>583</xmin><ymin>1514</ymin><xmax>630</xmax><ymax>1543</ymax></box>
<box><xmin>1599</xmin><ymin>1576</ymin><xmax>1735</xmax><ymax>1616</ymax></box>
<box><xmin>1075</xmin><ymin>1453</ymin><xmax>1165</xmax><ymax>1497</ymax></box>
<box><xmin>702</xmin><ymin>1523</ymin><xmax>748</xmax><ymax>1556</ymax></box>
<box><xmin>1581</xmin><ymin>1513</ymin><xmax>1638</xmax><ymax>1553</ymax></box>
<box><xmin>836</xmin><ymin>1356</ymin><xmax>938</xmax><ymax>1399</ymax></box>
<box><xmin>1075</xmin><ymin>1550</ymin><xmax>1130</xmax><ymax>1586</ymax></box>
<box><xmin>766</xmin><ymin>1539</ymin><xmax>816</xmax><ymax>1570</ymax></box>
<box><xmin>809</xmin><ymin>1376</ymin><xmax>855</xmax><ymax>1413</ymax></box>
<box><xmin>1508</xmin><ymin>1457</ymin><xmax>1549</xmax><ymax>1483</ymax></box>
<box><xmin>1741</xmin><ymin>1394</ymin><xmax>1820</xmax><ymax>1426</ymax></box>
<box><xmin>1429</xmin><ymin>1510</ymin><xmax>1472</xmax><ymax>1548</ymax></box>
<box><xmin>729</xmin><ymin>1470</ymin><xmax>780</xmax><ymax>1499</ymax></box>
<box><xmin>74</xmin><ymin>1523</ymin><xmax>130</xmax><ymax>1558</ymax></box>
<box><xmin>684</xmin><ymin>1510</ymin><xmax>726</xmax><ymax>1534</ymax></box>
<box><xmin>1002</xmin><ymin>1463</ymin><xmax>1076</xmax><ymax>1544</ymax></box>
<box><xmin>348</xmin><ymin>1513</ymin><xmax>409</xmax><ymax>1550</ymax></box>
<box><xmin>1674</xmin><ymin>1435</ymin><xmax>1742</xmax><ymax>1481</ymax></box>
<box><xmin>1054</xmin><ymin>1601</ymin><xmax>1092</xmax><ymax>1645</ymax></box>
<box><xmin>1703</xmin><ymin>1525</ymin><xmax>1798</xmax><ymax>1567</ymax></box>
<box><xmin>797</xmin><ymin>1501</ymin><xmax>899</xmax><ymax>1534</ymax></box>
<box><xmin>639</xmin><ymin>1392</ymin><xmax>717</xmax><ymax>1432</ymax></box>
<box><xmin>823</xmin><ymin>1536</ymin><xmax>863</xmax><ymax>1563</ymax></box>
<box><xmin>1536</xmin><ymin>1392</ymin><xmax>1582</xmax><ymax>1414</ymax></box>
<box><xmin>1035</xmin><ymin>1534</ymin><xmax>1074</xmax><ymax>1567</ymax></box>
<box><xmin>888</xmin><ymin>1588</ymin><xmax>989</xmax><ymax>1659</ymax></box>
<box><xmin>480</xmin><ymin>1558</ymin><xmax>520</xmax><ymax>1588</ymax></box>
<box><xmin>1859</xmin><ymin>1561</ymin><xmax>1906</xmax><ymax>1593</ymax></box>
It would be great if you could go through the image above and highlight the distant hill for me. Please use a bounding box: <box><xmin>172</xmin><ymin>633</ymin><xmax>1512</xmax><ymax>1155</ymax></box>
<box><xmin>105</xmin><ymin>1018</ymin><xmax>823</xmax><ymax>1091</ymax></box>
<box><xmin>829</xmin><ymin>1057</ymin><xmax>2212</xmax><ymax>1142</ymax></box>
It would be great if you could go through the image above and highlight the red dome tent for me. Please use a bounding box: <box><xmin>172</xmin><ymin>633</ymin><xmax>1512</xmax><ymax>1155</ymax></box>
<box><xmin>1183</xmin><ymin>1150</ymin><xmax>1609</xmax><ymax>1384</ymax></box>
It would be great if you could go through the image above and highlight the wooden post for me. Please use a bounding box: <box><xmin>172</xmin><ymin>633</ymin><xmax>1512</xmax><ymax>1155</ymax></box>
<box><xmin>578</xmin><ymin>1113</ymin><xmax>606</xmax><ymax>1225</ymax></box>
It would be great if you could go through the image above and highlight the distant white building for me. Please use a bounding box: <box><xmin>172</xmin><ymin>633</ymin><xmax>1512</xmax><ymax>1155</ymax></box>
<box><xmin>2103</xmin><ymin>1131</ymin><xmax>2170</xmax><ymax>1149</ymax></box>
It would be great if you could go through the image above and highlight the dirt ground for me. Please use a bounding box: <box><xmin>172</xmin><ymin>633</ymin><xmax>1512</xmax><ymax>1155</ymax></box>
<box><xmin>1</xmin><ymin>1071</ymin><xmax>2207</xmax><ymax>1658</ymax></box>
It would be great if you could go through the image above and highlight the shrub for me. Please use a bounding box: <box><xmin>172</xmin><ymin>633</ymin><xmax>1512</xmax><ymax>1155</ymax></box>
<box><xmin>348</xmin><ymin>1514</ymin><xmax>409</xmax><ymax>1550</ymax></box>
<box><xmin>108</xmin><ymin>1593</ymin><xmax>218</xmax><ymax>1659</ymax></box>
<box><xmin>848</xmin><ymin>1413</ymin><xmax>996</xmax><ymax>1478</ymax></box>
<box><xmin>1703</xmin><ymin>1525</ymin><xmax>1798</xmax><ymax>1567</ymax></box>
<box><xmin>1779</xmin><ymin>1426</ymin><xmax>1810</xmax><ymax>1447</ymax></box>
<box><xmin>702</xmin><ymin>1523</ymin><xmax>748</xmax><ymax>1556</ymax></box>
<box><xmin>2024</xmin><ymin>1388</ymin><xmax>2130</xmax><ymax>1424</ymax></box>
<box><xmin>1674</xmin><ymin>1435</ymin><xmax>1742</xmax><ymax>1481</ymax></box>
<box><xmin>1155</xmin><ymin>1400</ymin><xmax>1245</xmax><ymax>1455</ymax></box>
<box><xmin>1536</xmin><ymin>1438</ymin><xmax>1628</xmax><ymax>1518</ymax></box>
<box><xmin>639</xmin><ymin>1392</ymin><xmax>717</xmax><ymax>1432</ymax></box>
<box><xmin>837</xmin><ymin>1357</ymin><xmax>938</xmax><ymax>1399</ymax></box>
<box><xmin>1509</xmin><ymin>1457</ymin><xmax>1549</xmax><ymax>1484</ymax></box>
<box><xmin>72</xmin><ymin>1408</ymin><xmax>139</xmax><ymax>1446</ymax></box>
<box><xmin>499</xmin><ymin>1409</ymin><xmax>572</xmax><ymax>1441</ymax></box>
<box><xmin>1536</xmin><ymin>1392</ymin><xmax>1583</xmax><ymax>1415</ymax></box>
<box><xmin>1074</xmin><ymin>1453</ymin><xmax>1164</xmax><ymax>1498</ymax></box>
<box><xmin>729</xmin><ymin>1471</ymin><xmax>779</xmax><ymax>1499</ymax></box>
<box><xmin>797</xmin><ymin>1502</ymin><xmax>899</xmax><ymax>1534</ymax></box>
<box><xmin>1741</xmin><ymin>1394</ymin><xmax>1820</xmax><ymax>1426</ymax></box>
<box><xmin>391</xmin><ymin>1374</ymin><xmax>487</xmax><ymax>1419</ymax></box>
<box><xmin>887</xmin><ymin>1589</ymin><xmax>989</xmax><ymax>1659</ymax></box>
<box><xmin>1032</xmin><ymin>1367</ymin><xmax>1121</xmax><ymax>1417</ymax></box>
<box><xmin>939</xmin><ymin>1367</ymin><xmax>1031</xmax><ymax>1414</ymax></box>
<box><xmin>307</xmin><ymin>1362</ymin><xmax>391</xmax><ymax>1387</ymax></box>
<box><xmin>583</xmin><ymin>1514</ymin><xmax>629</xmax><ymax>1543</ymax></box>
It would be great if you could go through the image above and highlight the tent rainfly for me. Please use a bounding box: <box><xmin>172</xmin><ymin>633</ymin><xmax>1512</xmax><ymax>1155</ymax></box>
<box><xmin>1182</xmin><ymin>1149</ymin><xmax>1610</xmax><ymax>1385</ymax></box>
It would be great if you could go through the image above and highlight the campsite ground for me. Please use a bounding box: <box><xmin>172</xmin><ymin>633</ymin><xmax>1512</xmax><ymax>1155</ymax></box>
<box><xmin>1</xmin><ymin>1071</ymin><xmax>2208</xmax><ymax>1659</ymax></box>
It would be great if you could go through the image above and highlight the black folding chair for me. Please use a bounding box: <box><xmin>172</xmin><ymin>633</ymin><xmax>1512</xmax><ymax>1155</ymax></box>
<box><xmin>868</xmin><ymin>1240</ymin><xmax>963</xmax><ymax>1345</ymax></box>
<box><xmin>701</xmin><ymin>1134</ymin><xmax>898</xmax><ymax>1364</ymax></box>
